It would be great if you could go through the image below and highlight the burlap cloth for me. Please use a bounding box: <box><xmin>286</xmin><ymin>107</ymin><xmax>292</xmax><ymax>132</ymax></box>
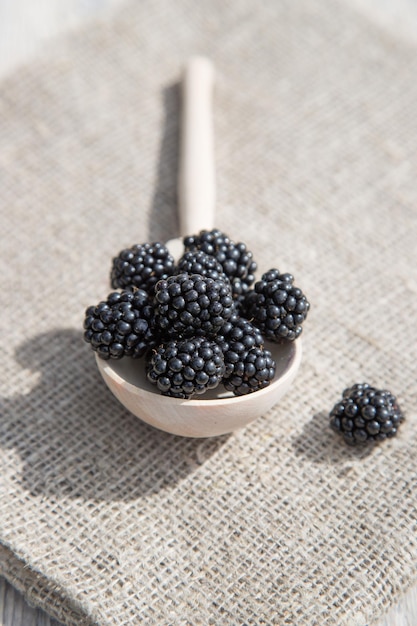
<box><xmin>1</xmin><ymin>1</ymin><xmax>416</xmax><ymax>624</ymax></box>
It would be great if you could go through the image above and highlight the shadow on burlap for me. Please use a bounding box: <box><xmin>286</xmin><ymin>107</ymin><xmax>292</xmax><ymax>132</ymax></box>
<box><xmin>1</xmin><ymin>1</ymin><xmax>417</xmax><ymax>625</ymax></box>
<box><xmin>0</xmin><ymin>329</ymin><xmax>229</xmax><ymax>501</ymax></box>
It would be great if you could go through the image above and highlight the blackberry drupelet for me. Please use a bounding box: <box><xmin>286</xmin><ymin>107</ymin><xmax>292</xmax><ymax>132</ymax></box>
<box><xmin>329</xmin><ymin>383</ymin><xmax>404</xmax><ymax>445</ymax></box>
<box><xmin>244</xmin><ymin>268</ymin><xmax>309</xmax><ymax>342</ymax></box>
<box><xmin>83</xmin><ymin>290</ymin><xmax>156</xmax><ymax>360</ymax></box>
<box><xmin>176</xmin><ymin>250</ymin><xmax>229</xmax><ymax>284</ymax></box>
<box><xmin>153</xmin><ymin>273</ymin><xmax>235</xmax><ymax>340</ymax></box>
<box><xmin>146</xmin><ymin>337</ymin><xmax>225</xmax><ymax>398</ymax></box>
<box><xmin>183</xmin><ymin>228</ymin><xmax>257</xmax><ymax>301</ymax></box>
<box><xmin>110</xmin><ymin>242</ymin><xmax>175</xmax><ymax>294</ymax></box>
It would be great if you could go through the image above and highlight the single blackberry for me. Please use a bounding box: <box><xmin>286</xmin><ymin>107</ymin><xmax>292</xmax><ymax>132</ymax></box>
<box><xmin>83</xmin><ymin>290</ymin><xmax>156</xmax><ymax>360</ymax></box>
<box><xmin>223</xmin><ymin>346</ymin><xmax>276</xmax><ymax>396</ymax></box>
<box><xmin>329</xmin><ymin>383</ymin><xmax>404</xmax><ymax>445</ymax></box>
<box><xmin>183</xmin><ymin>228</ymin><xmax>257</xmax><ymax>301</ymax></box>
<box><xmin>176</xmin><ymin>250</ymin><xmax>229</xmax><ymax>284</ymax></box>
<box><xmin>146</xmin><ymin>337</ymin><xmax>225</xmax><ymax>398</ymax></box>
<box><xmin>153</xmin><ymin>273</ymin><xmax>235</xmax><ymax>340</ymax></box>
<box><xmin>216</xmin><ymin>316</ymin><xmax>265</xmax><ymax>377</ymax></box>
<box><xmin>244</xmin><ymin>269</ymin><xmax>309</xmax><ymax>342</ymax></box>
<box><xmin>215</xmin><ymin>316</ymin><xmax>275</xmax><ymax>395</ymax></box>
<box><xmin>110</xmin><ymin>242</ymin><xmax>175</xmax><ymax>294</ymax></box>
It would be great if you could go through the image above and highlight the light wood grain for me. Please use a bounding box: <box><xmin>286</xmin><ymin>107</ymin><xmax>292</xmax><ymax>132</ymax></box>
<box><xmin>178</xmin><ymin>56</ymin><xmax>216</xmax><ymax>235</ymax></box>
<box><xmin>378</xmin><ymin>585</ymin><xmax>417</xmax><ymax>626</ymax></box>
<box><xmin>0</xmin><ymin>578</ymin><xmax>63</xmax><ymax>626</ymax></box>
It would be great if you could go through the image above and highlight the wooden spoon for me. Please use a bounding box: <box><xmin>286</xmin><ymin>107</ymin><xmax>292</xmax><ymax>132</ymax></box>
<box><xmin>95</xmin><ymin>57</ymin><xmax>302</xmax><ymax>437</ymax></box>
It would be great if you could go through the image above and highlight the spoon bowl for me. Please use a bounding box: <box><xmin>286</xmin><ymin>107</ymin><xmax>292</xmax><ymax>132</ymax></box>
<box><xmin>95</xmin><ymin>339</ymin><xmax>301</xmax><ymax>437</ymax></box>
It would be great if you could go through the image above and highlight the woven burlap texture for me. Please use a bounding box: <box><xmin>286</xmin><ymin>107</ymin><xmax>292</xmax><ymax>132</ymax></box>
<box><xmin>1</xmin><ymin>1</ymin><xmax>416</xmax><ymax>624</ymax></box>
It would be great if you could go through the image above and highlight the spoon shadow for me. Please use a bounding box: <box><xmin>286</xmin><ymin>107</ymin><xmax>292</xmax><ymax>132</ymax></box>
<box><xmin>0</xmin><ymin>329</ymin><xmax>229</xmax><ymax>502</ymax></box>
<box><xmin>147</xmin><ymin>82</ymin><xmax>181</xmax><ymax>243</ymax></box>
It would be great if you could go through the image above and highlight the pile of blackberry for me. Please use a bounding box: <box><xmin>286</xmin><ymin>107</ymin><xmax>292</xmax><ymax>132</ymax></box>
<box><xmin>329</xmin><ymin>383</ymin><xmax>404</xmax><ymax>445</ymax></box>
<box><xmin>83</xmin><ymin>228</ymin><xmax>310</xmax><ymax>398</ymax></box>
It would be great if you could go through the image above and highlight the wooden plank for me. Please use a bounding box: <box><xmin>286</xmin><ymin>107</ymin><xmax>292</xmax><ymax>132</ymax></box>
<box><xmin>0</xmin><ymin>577</ymin><xmax>63</xmax><ymax>626</ymax></box>
<box><xmin>378</xmin><ymin>584</ymin><xmax>417</xmax><ymax>626</ymax></box>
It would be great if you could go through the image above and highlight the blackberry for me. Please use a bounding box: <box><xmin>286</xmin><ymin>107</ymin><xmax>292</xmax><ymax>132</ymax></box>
<box><xmin>153</xmin><ymin>273</ymin><xmax>235</xmax><ymax>340</ymax></box>
<box><xmin>223</xmin><ymin>345</ymin><xmax>276</xmax><ymax>396</ymax></box>
<box><xmin>329</xmin><ymin>383</ymin><xmax>405</xmax><ymax>445</ymax></box>
<box><xmin>176</xmin><ymin>250</ymin><xmax>229</xmax><ymax>284</ymax></box>
<box><xmin>216</xmin><ymin>316</ymin><xmax>275</xmax><ymax>395</ymax></box>
<box><xmin>217</xmin><ymin>316</ymin><xmax>265</xmax><ymax>377</ymax></box>
<box><xmin>83</xmin><ymin>290</ymin><xmax>156</xmax><ymax>360</ymax></box>
<box><xmin>244</xmin><ymin>269</ymin><xmax>309</xmax><ymax>342</ymax></box>
<box><xmin>111</xmin><ymin>242</ymin><xmax>175</xmax><ymax>295</ymax></box>
<box><xmin>183</xmin><ymin>228</ymin><xmax>257</xmax><ymax>301</ymax></box>
<box><xmin>146</xmin><ymin>337</ymin><xmax>225</xmax><ymax>398</ymax></box>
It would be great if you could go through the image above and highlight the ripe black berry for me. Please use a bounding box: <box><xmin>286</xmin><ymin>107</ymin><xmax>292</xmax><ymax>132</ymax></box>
<box><xmin>176</xmin><ymin>250</ymin><xmax>229</xmax><ymax>284</ymax></box>
<box><xmin>153</xmin><ymin>273</ymin><xmax>235</xmax><ymax>340</ymax></box>
<box><xmin>110</xmin><ymin>242</ymin><xmax>175</xmax><ymax>294</ymax></box>
<box><xmin>217</xmin><ymin>316</ymin><xmax>264</xmax><ymax>376</ymax></box>
<box><xmin>216</xmin><ymin>316</ymin><xmax>275</xmax><ymax>395</ymax></box>
<box><xmin>223</xmin><ymin>345</ymin><xmax>276</xmax><ymax>396</ymax></box>
<box><xmin>244</xmin><ymin>269</ymin><xmax>309</xmax><ymax>342</ymax></box>
<box><xmin>183</xmin><ymin>229</ymin><xmax>257</xmax><ymax>301</ymax></box>
<box><xmin>83</xmin><ymin>290</ymin><xmax>156</xmax><ymax>360</ymax></box>
<box><xmin>329</xmin><ymin>383</ymin><xmax>404</xmax><ymax>445</ymax></box>
<box><xmin>146</xmin><ymin>337</ymin><xmax>225</xmax><ymax>398</ymax></box>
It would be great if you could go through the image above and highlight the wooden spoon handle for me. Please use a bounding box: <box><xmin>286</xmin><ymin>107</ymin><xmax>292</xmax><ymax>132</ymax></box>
<box><xmin>178</xmin><ymin>57</ymin><xmax>215</xmax><ymax>237</ymax></box>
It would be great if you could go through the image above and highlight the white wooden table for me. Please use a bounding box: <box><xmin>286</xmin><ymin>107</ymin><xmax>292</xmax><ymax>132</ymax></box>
<box><xmin>1</xmin><ymin>0</ymin><xmax>416</xmax><ymax>624</ymax></box>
